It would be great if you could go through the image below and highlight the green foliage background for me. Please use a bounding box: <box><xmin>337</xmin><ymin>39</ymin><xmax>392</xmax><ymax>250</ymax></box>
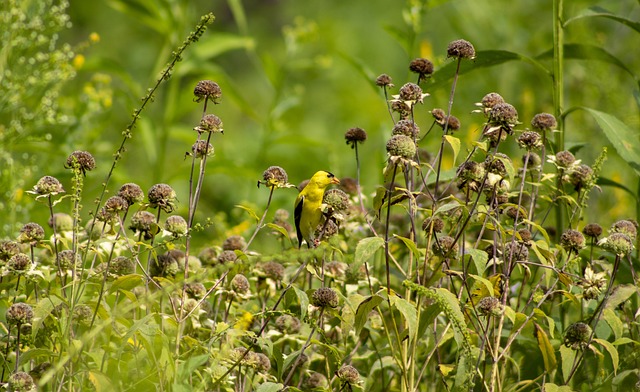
<box><xmin>2</xmin><ymin>0</ymin><xmax>639</xmax><ymax>247</ymax></box>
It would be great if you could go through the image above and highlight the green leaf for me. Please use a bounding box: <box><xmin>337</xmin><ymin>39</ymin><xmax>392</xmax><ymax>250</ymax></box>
<box><xmin>32</xmin><ymin>295</ymin><xmax>65</xmax><ymax>340</ymax></box>
<box><xmin>255</xmin><ymin>382</ymin><xmax>285</xmax><ymax>392</ymax></box>
<box><xmin>444</xmin><ymin>135</ymin><xmax>461</xmax><ymax>164</ymax></box>
<box><xmin>265</xmin><ymin>222</ymin><xmax>291</xmax><ymax>238</ymax></box>
<box><xmin>559</xmin><ymin>345</ymin><xmax>577</xmax><ymax>383</ymax></box>
<box><xmin>537</xmin><ymin>44</ymin><xmax>636</xmax><ymax>80</ymax></box>
<box><xmin>564</xmin><ymin>6</ymin><xmax>640</xmax><ymax>35</ymax></box>
<box><xmin>606</xmin><ymin>284</ymin><xmax>637</xmax><ymax>310</ymax></box>
<box><xmin>354</xmin><ymin>294</ymin><xmax>384</xmax><ymax>335</ymax></box>
<box><xmin>109</xmin><ymin>274</ymin><xmax>145</xmax><ymax>294</ymax></box>
<box><xmin>594</xmin><ymin>338</ymin><xmax>620</xmax><ymax>374</ymax></box>
<box><xmin>534</xmin><ymin>322</ymin><xmax>558</xmax><ymax>373</ymax></box>
<box><xmin>389</xmin><ymin>295</ymin><xmax>418</xmax><ymax>344</ymax></box>
<box><xmin>465</xmin><ymin>248</ymin><xmax>488</xmax><ymax>276</ymax></box>
<box><xmin>543</xmin><ymin>383</ymin><xmax>574</xmax><ymax>392</ymax></box>
<box><xmin>177</xmin><ymin>354</ymin><xmax>209</xmax><ymax>380</ymax></box>
<box><xmin>603</xmin><ymin>308</ymin><xmax>624</xmax><ymax>340</ymax></box>
<box><xmin>191</xmin><ymin>33</ymin><xmax>255</xmax><ymax>60</ymax></box>
<box><xmin>394</xmin><ymin>235</ymin><xmax>421</xmax><ymax>259</ymax></box>
<box><xmin>565</xmin><ymin>107</ymin><xmax>640</xmax><ymax>175</ymax></box>
<box><xmin>597</xmin><ymin>177</ymin><xmax>639</xmax><ymax>201</ymax></box>
<box><xmin>87</xmin><ymin>370</ymin><xmax>114</xmax><ymax>392</ymax></box>
<box><xmin>433</xmin><ymin>200</ymin><xmax>463</xmax><ymax>215</ymax></box>
<box><xmin>235</xmin><ymin>204</ymin><xmax>260</xmax><ymax>221</ymax></box>
<box><xmin>293</xmin><ymin>286</ymin><xmax>309</xmax><ymax>320</ymax></box>
<box><xmin>353</xmin><ymin>236</ymin><xmax>385</xmax><ymax>270</ymax></box>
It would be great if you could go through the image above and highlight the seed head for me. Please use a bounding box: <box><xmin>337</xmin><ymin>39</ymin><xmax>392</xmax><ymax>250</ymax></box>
<box><xmin>257</xmin><ymin>261</ymin><xmax>285</xmax><ymax>281</ymax></box>
<box><xmin>150</xmin><ymin>253</ymin><xmax>180</xmax><ymax>277</ymax></box>
<box><xmin>6</xmin><ymin>303</ymin><xmax>34</xmax><ymax>325</ymax></box>
<box><xmin>517</xmin><ymin>131</ymin><xmax>542</xmax><ymax>150</ymax></box>
<box><xmin>129</xmin><ymin>211</ymin><xmax>157</xmax><ymax>240</ymax></box>
<box><xmin>325</xmin><ymin>261</ymin><xmax>348</xmax><ymax>279</ymax></box>
<box><xmin>223</xmin><ymin>235</ymin><xmax>246</xmax><ymax>251</ymax></box>
<box><xmin>73</xmin><ymin>305</ymin><xmax>93</xmax><ymax>327</ymax></box>
<box><xmin>18</xmin><ymin>223</ymin><xmax>45</xmax><ymax>244</ymax></box>
<box><xmin>610</xmin><ymin>220</ymin><xmax>637</xmax><ymax>240</ymax></box>
<box><xmin>489</xmin><ymin>102</ymin><xmax>518</xmax><ymax>125</ymax></box>
<box><xmin>477</xmin><ymin>296</ymin><xmax>504</xmax><ymax>317</ymax></box>
<box><xmin>7</xmin><ymin>371</ymin><xmax>34</xmax><ymax>392</ymax></box>
<box><xmin>480</xmin><ymin>92</ymin><xmax>505</xmax><ymax>110</ymax></box>
<box><xmin>57</xmin><ymin>250</ymin><xmax>80</xmax><ymax>270</ymax></box>
<box><xmin>386</xmin><ymin>135</ymin><xmax>416</xmax><ymax>159</ymax></box>
<box><xmin>564</xmin><ymin>322</ymin><xmax>592</xmax><ymax>350</ymax></box>
<box><xmin>65</xmin><ymin>151</ymin><xmax>96</xmax><ymax>174</ymax></box>
<box><xmin>198</xmin><ymin>247</ymin><xmax>218</xmax><ymax>266</ymax></box>
<box><xmin>391</xmin><ymin>100</ymin><xmax>411</xmax><ymax>119</ymax></box>
<box><xmin>375</xmin><ymin>74</ymin><xmax>393</xmax><ymax>87</ymax></box>
<box><xmin>196</xmin><ymin>114</ymin><xmax>224</xmax><ymax>133</ymax></box>
<box><xmin>336</xmin><ymin>364</ymin><xmax>360</xmax><ymax>384</ymax></box>
<box><xmin>275</xmin><ymin>314</ymin><xmax>301</xmax><ymax>334</ymax></box>
<box><xmin>567</xmin><ymin>164</ymin><xmax>593</xmax><ymax>191</ymax></box>
<box><xmin>583</xmin><ymin>223</ymin><xmax>603</xmax><ymax>239</ymax></box>
<box><xmin>231</xmin><ymin>274</ymin><xmax>250</xmax><ymax>294</ymax></box>
<box><xmin>554</xmin><ymin>151</ymin><xmax>576</xmax><ymax>169</ymax></box>
<box><xmin>432</xmin><ymin>236</ymin><xmax>456</xmax><ymax>258</ymax></box>
<box><xmin>118</xmin><ymin>183</ymin><xmax>144</xmax><ymax>205</ymax></box>
<box><xmin>253</xmin><ymin>353</ymin><xmax>271</xmax><ymax>373</ymax></box>
<box><xmin>110</xmin><ymin>256</ymin><xmax>135</xmax><ymax>276</ymax></box>
<box><xmin>599</xmin><ymin>232</ymin><xmax>634</xmax><ymax>256</ymax></box>
<box><xmin>531</xmin><ymin>113</ymin><xmax>557</xmax><ymax>131</ymax></box>
<box><xmin>184</xmin><ymin>282</ymin><xmax>207</xmax><ymax>299</ymax></box>
<box><xmin>560</xmin><ymin>229</ymin><xmax>586</xmax><ymax>253</ymax></box>
<box><xmin>304</xmin><ymin>371</ymin><xmax>328</xmax><ymax>389</ymax></box>
<box><xmin>191</xmin><ymin>140</ymin><xmax>214</xmax><ymax>158</ymax></box>
<box><xmin>447</xmin><ymin>39</ymin><xmax>476</xmax><ymax>59</ymax></box>
<box><xmin>104</xmin><ymin>196</ymin><xmax>129</xmax><ymax>214</ymax></box>
<box><xmin>148</xmin><ymin>183</ymin><xmax>177</xmax><ymax>213</ymax></box>
<box><xmin>33</xmin><ymin>176</ymin><xmax>64</xmax><ymax>195</ymax></box>
<box><xmin>345</xmin><ymin>127</ymin><xmax>368</xmax><ymax>148</ymax></box>
<box><xmin>392</xmin><ymin>120</ymin><xmax>420</xmax><ymax>138</ymax></box>
<box><xmin>338</xmin><ymin>177</ymin><xmax>358</xmax><ymax>195</ymax></box>
<box><xmin>409</xmin><ymin>57</ymin><xmax>434</xmax><ymax>82</ymax></box>
<box><xmin>579</xmin><ymin>266</ymin><xmax>607</xmax><ymax>300</ymax></box>
<box><xmin>261</xmin><ymin>166</ymin><xmax>289</xmax><ymax>188</ymax></box>
<box><xmin>398</xmin><ymin>82</ymin><xmax>425</xmax><ymax>103</ymax></box>
<box><xmin>504</xmin><ymin>241</ymin><xmax>529</xmax><ymax>262</ymax></box>
<box><xmin>422</xmin><ymin>217</ymin><xmax>444</xmax><ymax>233</ymax></box>
<box><xmin>0</xmin><ymin>240</ymin><xmax>20</xmax><ymax>261</ymax></box>
<box><xmin>8</xmin><ymin>253</ymin><xmax>31</xmax><ymax>271</ymax></box>
<box><xmin>323</xmin><ymin>189</ymin><xmax>350</xmax><ymax>211</ymax></box>
<box><xmin>311</xmin><ymin>287</ymin><xmax>339</xmax><ymax>308</ymax></box>
<box><xmin>193</xmin><ymin>80</ymin><xmax>222</xmax><ymax>104</ymax></box>
<box><xmin>164</xmin><ymin>215</ymin><xmax>188</xmax><ymax>237</ymax></box>
<box><xmin>217</xmin><ymin>250</ymin><xmax>237</xmax><ymax>264</ymax></box>
<box><xmin>522</xmin><ymin>152</ymin><xmax>542</xmax><ymax>168</ymax></box>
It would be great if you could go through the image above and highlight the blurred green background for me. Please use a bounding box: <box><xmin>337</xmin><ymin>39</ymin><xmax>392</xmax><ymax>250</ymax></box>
<box><xmin>2</xmin><ymin>0</ymin><xmax>639</xmax><ymax>248</ymax></box>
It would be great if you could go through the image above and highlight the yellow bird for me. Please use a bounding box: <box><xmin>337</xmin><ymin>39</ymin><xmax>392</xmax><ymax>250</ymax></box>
<box><xmin>294</xmin><ymin>171</ymin><xmax>340</xmax><ymax>248</ymax></box>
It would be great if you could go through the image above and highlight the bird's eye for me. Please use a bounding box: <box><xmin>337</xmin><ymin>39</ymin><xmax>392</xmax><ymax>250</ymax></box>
<box><xmin>327</xmin><ymin>172</ymin><xmax>335</xmax><ymax>178</ymax></box>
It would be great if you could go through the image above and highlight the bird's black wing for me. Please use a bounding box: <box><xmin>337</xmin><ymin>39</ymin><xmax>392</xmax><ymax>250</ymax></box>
<box><xmin>294</xmin><ymin>195</ymin><xmax>304</xmax><ymax>248</ymax></box>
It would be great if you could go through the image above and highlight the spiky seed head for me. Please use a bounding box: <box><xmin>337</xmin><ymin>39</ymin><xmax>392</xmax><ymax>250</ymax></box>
<box><xmin>8</xmin><ymin>253</ymin><xmax>31</xmax><ymax>271</ymax></box>
<box><xmin>118</xmin><ymin>183</ymin><xmax>144</xmax><ymax>205</ymax></box>
<box><xmin>555</xmin><ymin>151</ymin><xmax>576</xmax><ymax>168</ymax></box>
<box><xmin>337</xmin><ymin>364</ymin><xmax>360</xmax><ymax>384</ymax></box>
<box><xmin>191</xmin><ymin>140</ymin><xmax>214</xmax><ymax>158</ymax></box>
<box><xmin>345</xmin><ymin>127</ymin><xmax>367</xmax><ymax>148</ymax></box>
<box><xmin>398</xmin><ymin>82</ymin><xmax>424</xmax><ymax>103</ymax></box>
<box><xmin>386</xmin><ymin>134</ymin><xmax>416</xmax><ymax>159</ymax></box>
<box><xmin>480</xmin><ymin>92</ymin><xmax>504</xmax><ymax>109</ymax></box>
<box><xmin>610</xmin><ymin>220</ymin><xmax>637</xmax><ymax>240</ymax></box>
<box><xmin>599</xmin><ymin>232</ymin><xmax>634</xmax><ymax>256</ymax></box>
<box><xmin>65</xmin><ymin>151</ymin><xmax>96</xmax><ymax>173</ymax></box>
<box><xmin>164</xmin><ymin>215</ymin><xmax>188</xmax><ymax>237</ymax></box>
<box><xmin>196</xmin><ymin>114</ymin><xmax>224</xmax><ymax>133</ymax></box>
<box><xmin>217</xmin><ymin>250</ymin><xmax>237</xmax><ymax>264</ymax></box>
<box><xmin>193</xmin><ymin>80</ymin><xmax>222</xmax><ymax>103</ymax></box>
<box><xmin>323</xmin><ymin>189</ymin><xmax>350</xmax><ymax>211</ymax></box>
<box><xmin>8</xmin><ymin>371</ymin><xmax>35</xmax><ymax>392</ymax></box>
<box><xmin>560</xmin><ymin>229</ymin><xmax>586</xmax><ymax>253</ymax></box>
<box><xmin>261</xmin><ymin>166</ymin><xmax>289</xmax><ymax>188</ymax></box>
<box><xmin>531</xmin><ymin>112</ymin><xmax>557</xmax><ymax>131</ymax></box>
<box><xmin>311</xmin><ymin>287</ymin><xmax>339</xmax><ymax>308</ymax></box>
<box><xmin>517</xmin><ymin>131</ymin><xmax>542</xmax><ymax>150</ymax></box>
<box><xmin>231</xmin><ymin>274</ymin><xmax>250</xmax><ymax>294</ymax></box>
<box><xmin>392</xmin><ymin>120</ymin><xmax>420</xmax><ymax>138</ymax></box>
<box><xmin>18</xmin><ymin>223</ymin><xmax>45</xmax><ymax>244</ymax></box>
<box><xmin>375</xmin><ymin>74</ymin><xmax>393</xmax><ymax>87</ymax></box>
<box><xmin>6</xmin><ymin>303</ymin><xmax>34</xmax><ymax>325</ymax></box>
<box><xmin>275</xmin><ymin>314</ymin><xmax>301</xmax><ymax>334</ymax></box>
<box><xmin>148</xmin><ymin>183</ymin><xmax>177</xmax><ymax>213</ymax></box>
<box><xmin>583</xmin><ymin>223</ymin><xmax>603</xmax><ymax>239</ymax></box>
<box><xmin>564</xmin><ymin>322</ymin><xmax>592</xmax><ymax>350</ymax></box>
<box><xmin>477</xmin><ymin>296</ymin><xmax>503</xmax><ymax>317</ymax></box>
<box><xmin>33</xmin><ymin>175</ymin><xmax>64</xmax><ymax>195</ymax></box>
<box><xmin>447</xmin><ymin>39</ymin><xmax>476</xmax><ymax>59</ymax></box>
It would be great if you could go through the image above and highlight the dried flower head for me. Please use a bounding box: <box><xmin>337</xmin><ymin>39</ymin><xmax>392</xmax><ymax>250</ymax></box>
<box><xmin>191</xmin><ymin>140</ymin><xmax>214</xmax><ymax>158</ymax></box>
<box><xmin>583</xmin><ymin>223</ymin><xmax>603</xmax><ymax>239</ymax></box>
<box><xmin>392</xmin><ymin>120</ymin><xmax>420</xmax><ymax>138</ymax></box>
<box><xmin>217</xmin><ymin>250</ymin><xmax>237</xmax><ymax>264</ymax></box>
<box><xmin>567</xmin><ymin>164</ymin><xmax>593</xmax><ymax>191</ymax></box>
<box><xmin>323</xmin><ymin>189</ymin><xmax>350</xmax><ymax>211</ymax></box>
<box><xmin>397</xmin><ymin>82</ymin><xmax>426</xmax><ymax>104</ymax></box>
<box><xmin>6</xmin><ymin>303</ymin><xmax>34</xmax><ymax>325</ymax></box>
<box><xmin>409</xmin><ymin>57</ymin><xmax>434</xmax><ymax>82</ymax></box>
<box><xmin>257</xmin><ymin>261</ymin><xmax>285</xmax><ymax>281</ymax></box>
<box><xmin>118</xmin><ymin>183</ymin><xmax>144</xmax><ymax>205</ymax></box>
<box><xmin>129</xmin><ymin>211</ymin><xmax>158</xmax><ymax>240</ymax></box>
<box><xmin>554</xmin><ymin>150</ymin><xmax>576</xmax><ymax>169</ymax></box>
<box><xmin>253</xmin><ymin>353</ymin><xmax>271</xmax><ymax>373</ymax></box>
<box><xmin>517</xmin><ymin>229</ymin><xmax>532</xmax><ymax>243</ymax></box>
<box><xmin>489</xmin><ymin>102</ymin><xmax>518</xmax><ymax>126</ymax></box>
<box><xmin>337</xmin><ymin>364</ymin><xmax>360</xmax><ymax>384</ymax></box>
<box><xmin>580</xmin><ymin>266</ymin><xmax>607</xmax><ymax>300</ymax></box>
<box><xmin>231</xmin><ymin>274</ymin><xmax>250</xmax><ymax>294</ymax></box>
<box><xmin>375</xmin><ymin>74</ymin><xmax>393</xmax><ymax>87</ymax></box>
<box><xmin>477</xmin><ymin>296</ymin><xmax>504</xmax><ymax>317</ymax></box>
<box><xmin>345</xmin><ymin>127</ymin><xmax>368</xmax><ymax>148</ymax></box>
<box><xmin>193</xmin><ymin>80</ymin><xmax>222</xmax><ymax>104</ymax></box>
<box><xmin>517</xmin><ymin>131</ymin><xmax>542</xmax><ymax>150</ymax></box>
<box><xmin>338</xmin><ymin>177</ymin><xmax>358</xmax><ymax>195</ymax></box>
<box><xmin>275</xmin><ymin>314</ymin><xmax>301</xmax><ymax>334</ymax></box>
<box><xmin>57</xmin><ymin>250</ymin><xmax>80</xmax><ymax>270</ymax></box>
<box><xmin>504</xmin><ymin>241</ymin><xmax>529</xmax><ymax>262</ymax></box>
<box><xmin>610</xmin><ymin>220</ymin><xmax>637</xmax><ymax>240</ymax></box>
<box><xmin>18</xmin><ymin>223</ymin><xmax>45</xmax><ymax>244</ymax></box>
<box><xmin>65</xmin><ymin>151</ymin><xmax>96</xmax><ymax>174</ymax></box>
<box><xmin>325</xmin><ymin>261</ymin><xmax>348</xmax><ymax>279</ymax></box>
<box><xmin>110</xmin><ymin>256</ymin><xmax>135</xmax><ymax>276</ymax></box>
<box><xmin>184</xmin><ymin>282</ymin><xmax>207</xmax><ymax>299</ymax></box>
<box><xmin>223</xmin><ymin>235</ymin><xmax>246</xmax><ymax>251</ymax></box>
<box><xmin>531</xmin><ymin>113</ymin><xmax>557</xmax><ymax>131</ymax></box>
<box><xmin>447</xmin><ymin>39</ymin><xmax>476</xmax><ymax>59</ymax></box>
<box><xmin>8</xmin><ymin>253</ymin><xmax>31</xmax><ymax>271</ymax></box>
<box><xmin>0</xmin><ymin>240</ymin><xmax>21</xmax><ymax>261</ymax></box>
<box><xmin>148</xmin><ymin>183</ymin><xmax>177</xmax><ymax>213</ymax></box>
<box><xmin>150</xmin><ymin>253</ymin><xmax>180</xmax><ymax>277</ymax></box>
<box><xmin>560</xmin><ymin>229</ymin><xmax>586</xmax><ymax>253</ymax></box>
<box><xmin>480</xmin><ymin>92</ymin><xmax>505</xmax><ymax>110</ymax></box>
<box><xmin>104</xmin><ymin>196</ymin><xmax>129</xmax><ymax>215</ymax></box>
<box><xmin>432</xmin><ymin>236</ymin><xmax>456</xmax><ymax>258</ymax></box>
<box><xmin>422</xmin><ymin>217</ymin><xmax>444</xmax><ymax>233</ymax></box>
<box><xmin>73</xmin><ymin>305</ymin><xmax>93</xmax><ymax>327</ymax></box>
<box><xmin>195</xmin><ymin>114</ymin><xmax>224</xmax><ymax>133</ymax></box>
<box><xmin>522</xmin><ymin>151</ymin><xmax>542</xmax><ymax>168</ymax></box>
<box><xmin>164</xmin><ymin>215</ymin><xmax>188</xmax><ymax>237</ymax></box>
<box><xmin>304</xmin><ymin>371</ymin><xmax>328</xmax><ymax>389</ymax></box>
<box><xmin>564</xmin><ymin>322</ymin><xmax>592</xmax><ymax>350</ymax></box>
<box><xmin>260</xmin><ymin>166</ymin><xmax>289</xmax><ymax>189</ymax></box>
<box><xmin>386</xmin><ymin>134</ymin><xmax>416</xmax><ymax>159</ymax></box>
<box><xmin>32</xmin><ymin>175</ymin><xmax>65</xmax><ymax>196</ymax></box>
<box><xmin>7</xmin><ymin>371</ymin><xmax>35</xmax><ymax>392</ymax></box>
<box><xmin>311</xmin><ymin>287</ymin><xmax>339</xmax><ymax>308</ymax></box>
<box><xmin>598</xmin><ymin>232</ymin><xmax>634</xmax><ymax>256</ymax></box>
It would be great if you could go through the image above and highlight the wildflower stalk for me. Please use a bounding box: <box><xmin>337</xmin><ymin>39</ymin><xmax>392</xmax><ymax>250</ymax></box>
<box><xmin>245</xmin><ymin>185</ymin><xmax>276</xmax><ymax>250</ymax></box>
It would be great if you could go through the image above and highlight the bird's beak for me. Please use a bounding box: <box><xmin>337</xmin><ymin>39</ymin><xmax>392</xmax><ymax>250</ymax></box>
<box><xmin>332</xmin><ymin>177</ymin><xmax>340</xmax><ymax>185</ymax></box>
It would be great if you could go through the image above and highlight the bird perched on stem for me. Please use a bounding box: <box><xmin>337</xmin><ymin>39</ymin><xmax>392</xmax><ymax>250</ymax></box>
<box><xmin>294</xmin><ymin>171</ymin><xmax>340</xmax><ymax>248</ymax></box>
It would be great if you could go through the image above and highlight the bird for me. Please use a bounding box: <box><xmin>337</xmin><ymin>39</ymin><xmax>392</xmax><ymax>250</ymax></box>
<box><xmin>294</xmin><ymin>171</ymin><xmax>340</xmax><ymax>248</ymax></box>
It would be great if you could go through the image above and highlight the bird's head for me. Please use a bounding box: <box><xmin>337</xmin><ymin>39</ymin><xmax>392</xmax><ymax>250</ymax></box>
<box><xmin>309</xmin><ymin>170</ymin><xmax>340</xmax><ymax>188</ymax></box>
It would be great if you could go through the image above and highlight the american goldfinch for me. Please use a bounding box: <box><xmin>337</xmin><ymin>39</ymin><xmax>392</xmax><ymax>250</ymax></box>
<box><xmin>294</xmin><ymin>171</ymin><xmax>340</xmax><ymax>248</ymax></box>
